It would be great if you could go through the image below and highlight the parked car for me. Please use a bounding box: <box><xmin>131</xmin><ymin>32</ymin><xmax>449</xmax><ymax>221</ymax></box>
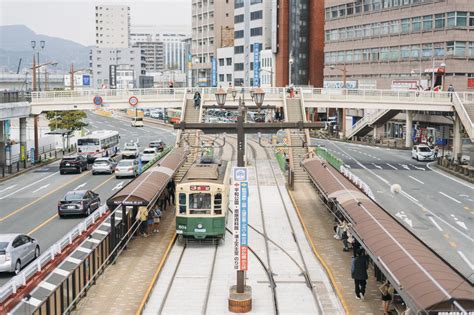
<box><xmin>115</xmin><ymin>159</ymin><xmax>139</xmax><ymax>178</ymax></box>
<box><xmin>58</xmin><ymin>190</ymin><xmax>101</xmax><ymax>217</ymax></box>
<box><xmin>92</xmin><ymin>157</ymin><xmax>116</xmax><ymax>175</ymax></box>
<box><xmin>141</xmin><ymin>147</ymin><xmax>158</xmax><ymax>163</ymax></box>
<box><xmin>411</xmin><ymin>145</ymin><xmax>435</xmax><ymax>161</ymax></box>
<box><xmin>59</xmin><ymin>155</ymin><xmax>88</xmax><ymax>174</ymax></box>
<box><xmin>0</xmin><ymin>234</ymin><xmax>40</xmax><ymax>274</ymax></box>
<box><xmin>122</xmin><ymin>143</ymin><xmax>139</xmax><ymax>159</ymax></box>
<box><xmin>149</xmin><ymin>140</ymin><xmax>165</xmax><ymax>152</ymax></box>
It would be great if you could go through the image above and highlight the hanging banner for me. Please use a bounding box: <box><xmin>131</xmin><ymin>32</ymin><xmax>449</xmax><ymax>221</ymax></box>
<box><xmin>233</xmin><ymin>167</ymin><xmax>248</xmax><ymax>271</ymax></box>
<box><xmin>211</xmin><ymin>56</ymin><xmax>217</xmax><ymax>87</ymax></box>
<box><xmin>253</xmin><ymin>43</ymin><xmax>260</xmax><ymax>87</ymax></box>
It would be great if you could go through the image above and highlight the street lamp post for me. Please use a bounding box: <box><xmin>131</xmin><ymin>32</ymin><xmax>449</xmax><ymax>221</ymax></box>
<box><xmin>289</xmin><ymin>56</ymin><xmax>294</xmax><ymax>86</ymax></box>
<box><xmin>330</xmin><ymin>64</ymin><xmax>348</xmax><ymax>138</ymax></box>
<box><xmin>31</xmin><ymin>40</ymin><xmax>45</xmax><ymax>91</ymax></box>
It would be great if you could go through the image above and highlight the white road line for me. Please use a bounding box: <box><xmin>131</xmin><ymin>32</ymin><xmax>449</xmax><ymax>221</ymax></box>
<box><xmin>408</xmin><ymin>176</ymin><xmax>424</xmax><ymax>185</ymax></box>
<box><xmin>401</xmin><ymin>191</ymin><xmax>419</xmax><ymax>203</ymax></box>
<box><xmin>457</xmin><ymin>251</ymin><xmax>474</xmax><ymax>270</ymax></box>
<box><xmin>0</xmin><ymin>172</ymin><xmax>59</xmax><ymax>200</ymax></box>
<box><xmin>32</xmin><ymin>184</ymin><xmax>50</xmax><ymax>193</ymax></box>
<box><xmin>74</xmin><ymin>182</ymin><xmax>87</xmax><ymax>191</ymax></box>
<box><xmin>386</xmin><ymin>163</ymin><xmax>398</xmax><ymax>170</ymax></box>
<box><xmin>428</xmin><ymin>216</ymin><xmax>443</xmax><ymax>232</ymax></box>
<box><xmin>427</xmin><ymin>162</ymin><xmax>474</xmax><ymax>190</ymax></box>
<box><xmin>371</xmin><ymin>163</ymin><xmax>383</xmax><ymax>169</ymax></box>
<box><xmin>410</xmin><ymin>164</ymin><xmax>425</xmax><ymax>171</ymax></box>
<box><xmin>439</xmin><ymin>192</ymin><xmax>462</xmax><ymax>204</ymax></box>
<box><xmin>399</xmin><ymin>164</ymin><xmax>410</xmax><ymax>170</ymax></box>
<box><xmin>0</xmin><ymin>184</ymin><xmax>17</xmax><ymax>194</ymax></box>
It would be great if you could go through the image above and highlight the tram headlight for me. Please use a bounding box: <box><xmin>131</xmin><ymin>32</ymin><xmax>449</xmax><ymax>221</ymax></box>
<box><xmin>197</xmin><ymin>223</ymin><xmax>203</xmax><ymax>229</ymax></box>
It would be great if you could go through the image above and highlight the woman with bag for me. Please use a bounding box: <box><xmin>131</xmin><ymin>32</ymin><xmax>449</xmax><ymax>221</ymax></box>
<box><xmin>379</xmin><ymin>280</ymin><xmax>394</xmax><ymax>314</ymax></box>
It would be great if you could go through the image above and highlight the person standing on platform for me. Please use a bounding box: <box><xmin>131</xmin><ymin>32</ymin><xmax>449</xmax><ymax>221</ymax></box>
<box><xmin>351</xmin><ymin>249</ymin><xmax>369</xmax><ymax>300</ymax></box>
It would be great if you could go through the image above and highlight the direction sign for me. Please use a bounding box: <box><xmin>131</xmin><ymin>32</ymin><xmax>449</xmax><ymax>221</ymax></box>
<box><xmin>129</xmin><ymin>96</ymin><xmax>139</xmax><ymax>107</ymax></box>
<box><xmin>93</xmin><ymin>96</ymin><xmax>103</xmax><ymax>106</ymax></box>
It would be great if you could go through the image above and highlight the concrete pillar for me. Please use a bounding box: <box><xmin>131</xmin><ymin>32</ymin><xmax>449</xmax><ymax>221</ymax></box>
<box><xmin>0</xmin><ymin>121</ymin><xmax>5</xmax><ymax>165</ymax></box>
<box><xmin>405</xmin><ymin>110</ymin><xmax>413</xmax><ymax>148</ymax></box>
<box><xmin>34</xmin><ymin>115</ymin><xmax>39</xmax><ymax>163</ymax></box>
<box><xmin>19</xmin><ymin>117</ymin><xmax>27</xmax><ymax>162</ymax></box>
<box><xmin>373</xmin><ymin>125</ymin><xmax>377</xmax><ymax>140</ymax></box>
<box><xmin>453</xmin><ymin>113</ymin><xmax>462</xmax><ymax>162</ymax></box>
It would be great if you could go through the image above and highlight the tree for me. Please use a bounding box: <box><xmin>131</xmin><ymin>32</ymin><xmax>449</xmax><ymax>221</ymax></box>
<box><xmin>46</xmin><ymin>111</ymin><xmax>88</xmax><ymax>131</ymax></box>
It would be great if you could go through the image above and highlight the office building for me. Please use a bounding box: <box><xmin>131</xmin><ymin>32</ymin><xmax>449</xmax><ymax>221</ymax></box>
<box><xmin>275</xmin><ymin>0</ymin><xmax>325</xmax><ymax>87</ymax></box>
<box><xmin>95</xmin><ymin>5</ymin><xmax>130</xmax><ymax>48</ymax></box>
<box><xmin>191</xmin><ymin>0</ymin><xmax>234</xmax><ymax>87</ymax></box>
<box><xmin>217</xmin><ymin>47</ymin><xmax>234</xmax><ymax>87</ymax></box>
<box><xmin>132</xmin><ymin>41</ymin><xmax>165</xmax><ymax>72</ymax></box>
<box><xmin>324</xmin><ymin>0</ymin><xmax>474</xmax><ymax>90</ymax></box>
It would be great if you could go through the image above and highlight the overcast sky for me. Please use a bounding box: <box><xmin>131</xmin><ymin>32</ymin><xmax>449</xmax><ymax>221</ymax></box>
<box><xmin>0</xmin><ymin>0</ymin><xmax>191</xmax><ymax>46</ymax></box>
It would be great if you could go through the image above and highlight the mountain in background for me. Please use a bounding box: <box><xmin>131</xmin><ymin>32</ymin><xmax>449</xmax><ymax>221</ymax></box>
<box><xmin>0</xmin><ymin>25</ymin><xmax>91</xmax><ymax>72</ymax></box>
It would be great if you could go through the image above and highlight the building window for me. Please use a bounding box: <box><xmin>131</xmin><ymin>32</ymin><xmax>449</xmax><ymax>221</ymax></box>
<box><xmin>235</xmin><ymin>30</ymin><xmax>244</xmax><ymax>39</ymax></box>
<box><xmin>435</xmin><ymin>13</ymin><xmax>445</xmax><ymax>29</ymax></box>
<box><xmin>234</xmin><ymin>46</ymin><xmax>244</xmax><ymax>54</ymax></box>
<box><xmin>401</xmin><ymin>18</ymin><xmax>410</xmax><ymax>33</ymax></box>
<box><xmin>219</xmin><ymin>58</ymin><xmax>224</xmax><ymax>66</ymax></box>
<box><xmin>250</xmin><ymin>27</ymin><xmax>262</xmax><ymax>37</ymax></box>
<box><xmin>234</xmin><ymin>63</ymin><xmax>244</xmax><ymax>71</ymax></box>
<box><xmin>470</xmin><ymin>13</ymin><xmax>474</xmax><ymax>27</ymax></box>
<box><xmin>412</xmin><ymin>17</ymin><xmax>421</xmax><ymax>32</ymax></box>
<box><xmin>219</xmin><ymin>74</ymin><xmax>225</xmax><ymax>82</ymax></box>
<box><xmin>457</xmin><ymin>12</ymin><xmax>468</xmax><ymax>27</ymax></box>
<box><xmin>411</xmin><ymin>45</ymin><xmax>420</xmax><ymax>59</ymax></box>
<box><xmin>227</xmin><ymin>74</ymin><xmax>232</xmax><ymax>82</ymax></box>
<box><xmin>251</xmin><ymin>10</ymin><xmax>263</xmax><ymax>20</ymax></box>
<box><xmin>235</xmin><ymin>14</ymin><xmax>244</xmax><ymax>23</ymax></box>
<box><xmin>226</xmin><ymin>58</ymin><xmax>232</xmax><ymax>65</ymax></box>
<box><xmin>401</xmin><ymin>46</ymin><xmax>410</xmax><ymax>59</ymax></box>
<box><xmin>434</xmin><ymin>42</ymin><xmax>445</xmax><ymax>57</ymax></box>
<box><xmin>422</xmin><ymin>15</ymin><xmax>432</xmax><ymax>31</ymax></box>
<box><xmin>468</xmin><ymin>42</ymin><xmax>474</xmax><ymax>57</ymax></box>
<box><xmin>422</xmin><ymin>43</ymin><xmax>433</xmax><ymax>58</ymax></box>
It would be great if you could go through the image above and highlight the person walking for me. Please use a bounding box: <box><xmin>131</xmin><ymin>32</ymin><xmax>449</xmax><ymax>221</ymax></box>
<box><xmin>448</xmin><ymin>84</ymin><xmax>454</xmax><ymax>102</ymax></box>
<box><xmin>351</xmin><ymin>249</ymin><xmax>369</xmax><ymax>300</ymax></box>
<box><xmin>379</xmin><ymin>280</ymin><xmax>394</xmax><ymax>314</ymax></box>
<box><xmin>193</xmin><ymin>91</ymin><xmax>201</xmax><ymax>110</ymax></box>
<box><xmin>146</xmin><ymin>208</ymin><xmax>154</xmax><ymax>235</ymax></box>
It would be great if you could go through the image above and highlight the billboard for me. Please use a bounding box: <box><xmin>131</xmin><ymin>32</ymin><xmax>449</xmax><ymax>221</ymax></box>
<box><xmin>109</xmin><ymin>65</ymin><xmax>117</xmax><ymax>89</ymax></box>
<box><xmin>211</xmin><ymin>56</ymin><xmax>217</xmax><ymax>87</ymax></box>
<box><xmin>253</xmin><ymin>43</ymin><xmax>260</xmax><ymax>87</ymax></box>
<box><xmin>233</xmin><ymin>167</ymin><xmax>249</xmax><ymax>271</ymax></box>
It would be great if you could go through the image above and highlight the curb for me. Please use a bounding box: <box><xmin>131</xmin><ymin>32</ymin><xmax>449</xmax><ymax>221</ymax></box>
<box><xmin>432</xmin><ymin>163</ymin><xmax>474</xmax><ymax>184</ymax></box>
<box><xmin>0</xmin><ymin>157</ymin><xmax>59</xmax><ymax>183</ymax></box>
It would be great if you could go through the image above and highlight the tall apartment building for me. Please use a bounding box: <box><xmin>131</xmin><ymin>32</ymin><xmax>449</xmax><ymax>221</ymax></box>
<box><xmin>132</xmin><ymin>41</ymin><xmax>165</xmax><ymax>72</ymax></box>
<box><xmin>275</xmin><ymin>0</ymin><xmax>325</xmax><ymax>87</ymax></box>
<box><xmin>95</xmin><ymin>5</ymin><xmax>130</xmax><ymax>48</ymax></box>
<box><xmin>233</xmin><ymin>0</ymin><xmax>273</xmax><ymax>87</ymax></box>
<box><xmin>324</xmin><ymin>0</ymin><xmax>474</xmax><ymax>90</ymax></box>
<box><xmin>191</xmin><ymin>0</ymin><xmax>234</xmax><ymax>87</ymax></box>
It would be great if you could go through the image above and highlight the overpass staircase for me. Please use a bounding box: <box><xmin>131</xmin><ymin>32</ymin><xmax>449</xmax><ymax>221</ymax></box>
<box><xmin>175</xmin><ymin>99</ymin><xmax>202</xmax><ymax>182</ymax></box>
<box><xmin>285</xmin><ymin>97</ymin><xmax>310</xmax><ymax>183</ymax></box>
<box><xmin>347</xmin><ymin>109</ymin><xmax>401</xmax><ymax>139</ymax></box>
<box><xmin>454</xmin><ymin>93</ymin><xmax>474</xmax><ymax>141</ymax></box>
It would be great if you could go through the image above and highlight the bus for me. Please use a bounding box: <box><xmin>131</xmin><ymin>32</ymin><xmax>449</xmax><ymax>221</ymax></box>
<box><xmin>77</xmin><ymin>130</ymin><xmax>120</xmax><ymax>161</ymax></box>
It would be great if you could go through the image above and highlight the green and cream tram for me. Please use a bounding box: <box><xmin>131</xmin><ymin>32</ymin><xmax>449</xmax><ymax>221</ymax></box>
<box><xmin>175</xmin><ymin>158</ymin><xmax>230</xmax><ymax>240</ymax></box>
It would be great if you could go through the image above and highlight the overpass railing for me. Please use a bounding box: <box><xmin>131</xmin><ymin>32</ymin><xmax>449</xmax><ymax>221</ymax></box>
<box><xmin>0</xmin><ymin>91</ymin><xmax>31</xmax><ymax>103</ymax></box>
<box><xmin>301</xmin><ymin>88</ymin><xmax>452</xmax><ymax>104</ymax></box>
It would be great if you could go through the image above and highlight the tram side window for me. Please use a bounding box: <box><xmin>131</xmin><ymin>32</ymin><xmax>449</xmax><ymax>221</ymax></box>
<box><xmin>179</xmin><ymin>193</ymin><xmax>186</xmax><ymax>214</ymax></box>
<box><xmin>214</xmin><ymin>193</ymin><xmax>222</xmax><ymax>214</ymax></box>
<box><xmin>189</xmin><ymin>193</ymin><xmax>211</xmax><ymax>214</ymax></box>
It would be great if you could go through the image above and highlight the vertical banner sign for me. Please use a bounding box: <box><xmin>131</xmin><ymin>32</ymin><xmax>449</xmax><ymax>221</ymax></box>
<box><xmin>253</xmin><ymin>43</ymin><xmax>260</xmax><ymax>87</ymax></box>
<box><xmin>109</xmin><ymin>65</ymin><xmax>117</xmax><ymax>89</ymax></box>
<box><xmin>211</xmin><ymin>56</ymin><xmax>217</xmax><ymax>87</ymax></box>
<box><xmin>233</xmin><ymin>167</ymin><xmax>249</xmax><ymax>271</ymax></box>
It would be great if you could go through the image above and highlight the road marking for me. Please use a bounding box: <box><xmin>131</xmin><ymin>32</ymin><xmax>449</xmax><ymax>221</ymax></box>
<box><xmin>427</xmin><ymin>162</ymin><xmax>474</xmax><ymax>190</ymax></box>
<box><xmin>449</xmin><ymin>241</ymin><xmax>457</xmax><ymax>248</ymax></box>
<box><xmin>443</xmin><ymin>233</ymin><xmax>450</xmax><ymax>239</ymax></box>
<box><xmin>0</xmin><ymin>171</ymin><xmax>89</xmax><ymax>223</ymax></box>
<box><xmin>0</xmin><ymin>184</ymin><xmax>17</xmax><ymax>194</ymax></box>
<box><xmin>28</xmin><ymin>214</ymin><xmax>58</xmax><ymax>235</ymax></box>
<box><xmin>386</xmin><ymin>163</ymin><xmax>398</xmax><ymax>170</ymax></box>
<box><xmin>32</xmin><ymin>184</ymin><xmax>50</xmax><ymax>193</ymax></box>
<box><xmin>401</xmin><ymin>191</ymin><xmax>418</xmax><ymax>203</ymax></box>
<box><xmin>428</xmin><ymin>216</ymin><xmax>443</xmax><ymax>232</ymax></box>
<box><xmin>439</xmin><ymin>192</ymin><xmax>461</xmax><ymax>204</ymax></box>
<box><xmin>410</xmin><ymin>164</ymin><xmax>425</xmax><ymax>171</ymax></box>
<box><xmin>457</xmin><ymin>251</ymin><xmax>474</xmax><ymax>270</ymax></box>
<box><xmin>399</xmin><ymin>164</ymin><xmax>410</xmax><ymax>170</ymax></box>
<box><xmin>0</xmin><ymin>172</ymin><xmax>59</xmax><ymax>200</ymax></box>
<box><xmin>73</xmin><ymin>182</ymin><xmax>87</xmax><ymax>191</ymax></box>
<box><xmin>408</xmin><ymin>176</ymin><xmax>424</xmax><ymax>185</ymax></box>
<box><xmin>395</xmin><ymin>211</ymin><xmax>413</xmax><ymax>227</ymax></box>
<box><xmin>371</xmin><ymin>163</ymin><xmax>383</xmax><ymax>169</ymax></box>
<box><xmin>112</xmin><ymin>181</ymin><xmax>124</xmax><ymax>191</ymax></box>
<box><xmin>450</xmin><ymin>214</ymin><xmax>468</xmax><ymax>230</ymax></box>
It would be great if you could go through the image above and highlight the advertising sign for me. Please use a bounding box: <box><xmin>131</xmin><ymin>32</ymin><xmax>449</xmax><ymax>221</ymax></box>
<box><xmin>211</xmin><ymin>56</ymin><xmax>217</xmax><ymax>87</ymax></box>
<box><xmin>468</xmin><ymin>78</ymin><xmax>474</xmax><ymax>89</ymax></box>
<box><xmin>253</xmin><ymin>43</ymin><xmax>260</xmax><ymax>87</ymax></box>
<box><xmin>83</xmin><ymin>75</ymin><xmax>91</xmax><ymax>86</ymax></box>
<box><xmin>233</xmin><ymin>167</ymin><xmax>248</xmax><ymax>271</ymax></box>
<box><xmin>391</xmin><ymin>80</ymin><xmax>418</xmax><ymax>91</ymax></box>
<box><xmin>109</xmin><ymin>65</ymin><xmax>117</xmax><ymax>89</ymax></box>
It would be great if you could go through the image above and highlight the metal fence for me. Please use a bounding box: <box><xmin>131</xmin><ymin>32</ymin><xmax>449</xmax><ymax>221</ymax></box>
<box><xmin>0</xmin><ymin>91</ymin><xmax>31</xmax><ymax>103</ymax></box>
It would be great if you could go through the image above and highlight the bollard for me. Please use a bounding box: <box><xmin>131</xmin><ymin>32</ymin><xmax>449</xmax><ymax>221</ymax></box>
<box><xmin>1</xmin><ymin>166</ymin><xmax>4</xmax><ymax>177</ymax></box>
<box><xmin>55</xmin><ymin>150</ymin><xmax>57</xmax><ymax>159</ymax></box>
<box><xmin>8</xmin><ymin>165</ymin><xmax>12</xmax><ymax>174</ymax></box>
<box><xmin>23</xmin><ymin>159</ymin><xmax>26</xmax><ymax>169</ymax></box>
<box><xmin>17</xmin><ymin>161</ymin><xmax>19</xmax><ymax>172</ymax></box>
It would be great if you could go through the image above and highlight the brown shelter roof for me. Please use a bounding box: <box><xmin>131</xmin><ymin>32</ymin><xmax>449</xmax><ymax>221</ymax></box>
<box><xmin>107</xmin><ymin>148</ymin><xmax>186</xmax><ymax>207</ymax></box>
<box><xmin>302</xmin><ymin>158</ymin><xmax>474</xmax><ymax>312</ymax></box>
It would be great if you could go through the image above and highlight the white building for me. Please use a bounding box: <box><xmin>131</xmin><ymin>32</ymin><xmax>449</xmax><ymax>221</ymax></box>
<box><xmin>95</xmin><ymin>5</ymin><xmax>130</xmax><ymax>48</ymax></box>
<box><xmin>233</xmin><ymin>0</ymin><xmax>273</xmax><ymax>87</ymax></box>
<box><xmin>216</xmin><ymin>47</ymin><xmax>234</xmax><ymax>87</ymax></box>
<box><xmin>259</xmin><ymin>49</ymin><xmax>275</xmax><ymax>87</ymax></box>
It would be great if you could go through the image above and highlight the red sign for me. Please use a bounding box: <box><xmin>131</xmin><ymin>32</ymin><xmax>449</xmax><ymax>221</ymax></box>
<box><xmin>129</xmin><ymin>96</ymin><xmax>139</xmax><ymax>107</ymax></box>
<box><xmin>468</xmin><ymin>78</ymin><xmax>474</xmax><ymax>89</ymax></box>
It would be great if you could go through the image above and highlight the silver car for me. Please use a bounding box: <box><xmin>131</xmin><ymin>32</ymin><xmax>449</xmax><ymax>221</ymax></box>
<box><xmin>0</xmin><ymin>234</ymin><xmax>40</xmax><ymax>274</ymax></box>
<box><xmin>141</xmin><ymin>147</ymin><xmax>158</xmax><ymax>163</ymax></box>
<box><xmin>115</xmin><ymin>159</ymin><xmax>139</xmax><ymax>178</ymax></box>
<box><xmin>92</xmin><ymin>157</ymin><xmax>116</xmax><ymax>175</ymax></box>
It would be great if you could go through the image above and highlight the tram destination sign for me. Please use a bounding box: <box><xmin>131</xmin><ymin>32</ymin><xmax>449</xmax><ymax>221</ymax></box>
<box><xmin>233</xmin><ymin>167</ymin><xmax>248</xmax><ymax>271</ymax></box>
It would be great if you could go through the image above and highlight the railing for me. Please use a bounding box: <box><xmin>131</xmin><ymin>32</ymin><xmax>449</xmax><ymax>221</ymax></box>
<box><xmin>347</xmin><ymin>109</ymin><xmax>393</xmax><ymax>138</ymax></box>
<box><xmin>0</xmin><ymin>205</ymin><xmax>109</xmax><ymax>304</ymax></box>
<box><xmin>452</xmin><ymin>93</ymin><xmax>474</xmax><ymax>141</ymax></box>
<box><xmin>460</xmin><ymin>92</ymin><xmax>474</xmax><ymax>103</ymax></box>
<box><xmin>315</xmin><ymin>146</ymin><xmax>344</xmax><ymax>171</ymax></box>
<box><xmin>0</xmin><ymin>91</ymin><xmax>31</xmax><ymax>103</ymax></box>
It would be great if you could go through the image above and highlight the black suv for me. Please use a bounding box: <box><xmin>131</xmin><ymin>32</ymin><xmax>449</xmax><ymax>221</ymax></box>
<box><xmin>59</xmin><ymin>156</ymin><xmax>88</xmax><ymax>174</ymax></box>
<box><xmin>58</xmin><ymin>190</ymin><xmax>100</xmax><ymax>217</ymax></box>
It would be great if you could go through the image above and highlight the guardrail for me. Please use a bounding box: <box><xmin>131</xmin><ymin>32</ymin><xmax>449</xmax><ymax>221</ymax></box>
<box><xmin>315</xmin><ymin>146</ymin><xmax>344</xmax><ymax>171</ymax></box>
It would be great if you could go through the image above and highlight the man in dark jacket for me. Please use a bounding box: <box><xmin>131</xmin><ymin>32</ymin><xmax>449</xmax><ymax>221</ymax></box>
<box><xmin>351</xmin><ymin>249</ymin><xmax>369</xmax><ymax>300</ymax></box>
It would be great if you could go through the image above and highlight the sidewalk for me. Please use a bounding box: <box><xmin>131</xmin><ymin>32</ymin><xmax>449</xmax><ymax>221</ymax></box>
<box><xmin>290</xmin><ymin>183</ymin><xmax>382</xmax><ymax>315</ymax></box>
<box><xmin>72</xmin><ymin>206</ymin><xmax>176</xmax><ymax>315</ymax></box>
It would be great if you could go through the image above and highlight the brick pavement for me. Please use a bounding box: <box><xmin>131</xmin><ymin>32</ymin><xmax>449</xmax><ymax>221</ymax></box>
<box><xmin>291</xmin><ymin>183</ymin><xmax>383</xmax><ymax>315</ymax></box>
<box><xmin>72</xmin><ymin>206</ymin><xmax>176</xmax><ymax>315</ymax></box>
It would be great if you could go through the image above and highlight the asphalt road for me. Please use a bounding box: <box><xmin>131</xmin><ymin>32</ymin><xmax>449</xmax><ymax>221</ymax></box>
<box><xmin>0</xmin><ymin>111</ymin><xmax>176</xmax><ymax>284</ymax></box>
<box><xmin>314</xmin><ymin>138</ymin><xmax>474</xmax><ymax>283</ymax></box>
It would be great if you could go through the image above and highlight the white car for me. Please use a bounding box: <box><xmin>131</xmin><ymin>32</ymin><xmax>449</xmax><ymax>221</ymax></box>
<box><xmin>122</xmin><ymin>143</ymin><xmax>139</xmax><ymax>159</ymax></box>
<box><xmin>115</xmin><ymin>159</ymin><xmax>139</xmax><ymax>178</ymax></box>
<box><xmin>0</xmin><ymin>234</ymin><xmax>40</xmax><ymax>274</ymax></box>
<box><xmin>92</xmin><ymin>157</ymin><xmax>116</xmax><ymax>175</ymax></box>
<box><xmin>411</xmin><ymin>145</ymin><xmax>435</xmax><ymax>161</ymax></box>
<box><xmin>141</xmin><ymin>147</ymin><xmax>158</xmax><ymax>163</ymax></box>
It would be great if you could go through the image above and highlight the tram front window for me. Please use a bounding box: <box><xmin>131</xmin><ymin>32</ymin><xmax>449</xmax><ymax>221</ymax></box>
<box><xmin>189</xmin><ymin>193</ymin><xmax>211</xmax><ymax>214</ymax></box>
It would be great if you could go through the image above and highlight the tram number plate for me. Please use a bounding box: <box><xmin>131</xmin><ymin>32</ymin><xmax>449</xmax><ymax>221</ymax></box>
<box><xmin>194</xmin><ymin>228</ymin><xmax>206</xmax><ymax>233</ymax></box>
<box><xmin>176</xmin><ymin>230</ymin><xmax>183</xmax><ymax>234</ymax></box>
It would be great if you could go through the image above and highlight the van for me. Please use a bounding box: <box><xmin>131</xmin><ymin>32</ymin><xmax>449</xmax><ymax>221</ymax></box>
<box><xmin>131</xmin><ymin>117</ymin><xmax>144</xmax><ymax>127</ymax></box>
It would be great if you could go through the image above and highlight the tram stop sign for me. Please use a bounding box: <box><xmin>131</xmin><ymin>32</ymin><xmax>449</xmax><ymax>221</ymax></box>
<box><xmin>232</xmin><ymin>167</ymin><xmax>249</xmax><ymax>271</ymax></box>
<box><xmin>129</xmin><ymin>96</ymin><xmax>139</xmax><ymax>107</ymax></box>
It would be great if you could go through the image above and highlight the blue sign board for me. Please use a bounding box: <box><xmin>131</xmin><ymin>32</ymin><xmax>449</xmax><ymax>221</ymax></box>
<box><xmin>211</xmin><ymin>56</ymin><xmax>217</xmax><ymax>87</ymax></box>
<box><xmin>233</xmin><ymin>167</ymin><xmax>248</xmax><ymax>271</ymax></box>
<box><xmin>253</xmin><ymin>43</ymin><xmax>260</xmax><ymax>87</ymax></box>
<box><xmin>83</xmin><ymin>75</ymin><xmax>91</xmax><ymax>86</ymax></box>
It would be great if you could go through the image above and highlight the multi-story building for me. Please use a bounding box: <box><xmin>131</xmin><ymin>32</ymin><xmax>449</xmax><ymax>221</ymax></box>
<box><xmin>191</xmin><ymin>0</ymin><xmax>234</xmax><ymax>87</ymax></box>
<box><xmin>260</xmin><ymin>49</ymin><xmax>275</xmax><ymax>87</ymax></box>
<box><xmin>324</xmin><ymin>0</ymin><xmax>474</xmax><ymax>91</ymax></box>
<box><xmin>275</xmin><ymin>0</ymin><xmax>325</xmax><ymax>87</ymax></box>
<box><xmin>233</xmin><ymin>0</ymin><xmax>273</xmax><ymax>87</ymax></box>
<box><xmin>217</xmin><ymin>47</ymin><xmax>234</xmax><ymax>87</ymax></box>
<box><xmin>132</xmin><ymin>41</ymin><xmax>165</xmax><ymax>72</ymax></box>
<box><xmin>95</xmin><ymin>5</ymin><xmax>130</xmax><ymax>48</ymax></box>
